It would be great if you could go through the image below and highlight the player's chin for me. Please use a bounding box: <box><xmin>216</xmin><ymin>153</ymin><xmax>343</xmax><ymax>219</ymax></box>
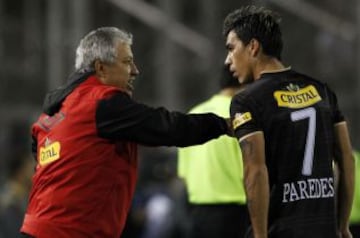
<box><xmin>238</xmin><ymin>76</ymin><xmax>246</xmax><ymax>84</ymax></box>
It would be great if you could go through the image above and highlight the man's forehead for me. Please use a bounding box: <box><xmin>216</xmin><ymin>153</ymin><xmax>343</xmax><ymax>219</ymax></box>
<box><xmin>117</xmin><ymin>43</ymin><xmax>133</xmax><ymax>58</ymax></box>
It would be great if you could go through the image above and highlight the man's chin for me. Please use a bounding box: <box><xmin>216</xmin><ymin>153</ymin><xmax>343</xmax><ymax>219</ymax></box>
<box><xmin>126</xmin><ymin>86</ymin><xmax>134</xmax><ymax>96</ymax></box>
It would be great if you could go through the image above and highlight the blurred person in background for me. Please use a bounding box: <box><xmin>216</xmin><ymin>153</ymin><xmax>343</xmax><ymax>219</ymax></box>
<box><xmin>224</xmin><ymin>5</ymin><xmax>355</xmax><ymax>238</ymax></box>
<box><xmin>138</xmin><ymin>151</ymin><xmax>184</xmax><ymax>238</ymax></box>
<box><xmin>350</xmin><ymin>150</ymin><xmax>360</xmax><ymax>236</ymax></box>
<box><xmin>120</xmin><ymin>192</ymin><xmax>147</xmax><ymax>238</ymax></box>
<box><xmin>20</xmin><ymin>26</ymin><xmax>231</xmax><ymax>238</ymax></box>
<box><xmin>177</xmin><ymin>65</ymin><xmax>249</xmax><ymax>238</ymax></box>
<box><xmin>0</xmin><ymin>154</ymin><xmax>34</xmax><ymax>238</ymax></box>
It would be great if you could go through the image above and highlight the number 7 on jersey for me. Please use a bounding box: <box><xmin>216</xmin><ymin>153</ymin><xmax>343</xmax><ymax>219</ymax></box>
<box><xmin>290</xmin><ymin>107</ymin><xmax>316</xmax><ymax>176</ymax></box>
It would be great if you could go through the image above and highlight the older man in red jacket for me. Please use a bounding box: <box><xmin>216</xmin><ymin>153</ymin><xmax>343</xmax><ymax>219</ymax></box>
<box><xmin>21</xmin><ymin>27</ymin><xmax>229</xmax><ymax>238</ymax></box>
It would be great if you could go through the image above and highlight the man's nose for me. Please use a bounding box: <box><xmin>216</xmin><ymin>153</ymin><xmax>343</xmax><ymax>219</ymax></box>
<box><xmin>131</xmin><ymin>63</ymin><xmax>139</xmax><ymax>76</ymax></box>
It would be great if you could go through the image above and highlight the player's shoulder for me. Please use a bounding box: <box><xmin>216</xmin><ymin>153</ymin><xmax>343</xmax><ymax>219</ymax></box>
<box><xmin>231</xmin><ymin>69</ymin><xmax>330</xmax><ymax>105</ymax></box>
<box><xmin>291</xmin><ymin>70</ymin><xmax>328</xmax><ymax>87</ymax></box>
<box><xmin>253</xmin><ymin>69</ymin><xmax>330</xmax><ymax>93</ymax></box>
<box><xmin>291</xmin><ymin>70</ymin><xmax>338</xmax><ymax>98</ymax></box>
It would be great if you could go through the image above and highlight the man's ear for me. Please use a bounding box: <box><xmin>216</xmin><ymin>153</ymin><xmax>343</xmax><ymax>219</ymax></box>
<box><xmin>248</xmin><ymin>38</ymin><xmax>261</xmax><ymax>57</ymax></box>
<box><xmin>94</xmin><ymin>60</ymin><xmax>106</xmax><ymax>77</ymax></box>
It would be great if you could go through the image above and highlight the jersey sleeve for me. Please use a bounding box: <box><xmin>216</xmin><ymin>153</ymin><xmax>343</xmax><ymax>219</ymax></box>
<box><xmin>327</xmin><ymin>86</ymin><xmax>345</xmax><ymax>124</ymax></box>
<box><xmin>95</xmin><ymin>92</ymin><xmax>228</xmax><ymax>147</ymax></box>
<box><xmin>230</xmin><ymin>93</ymin><xmax>262</xmax><ymax>140</ymax></box>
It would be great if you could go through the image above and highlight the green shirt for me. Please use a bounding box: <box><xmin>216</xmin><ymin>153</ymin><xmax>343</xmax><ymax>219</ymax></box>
<box><xmin>178</xmin><ymin>94</ymin><xmax>246</xmax><ymax>204</ymax></box>
<box><xmin>350</xmin><ymin>151</ymin><xmax>360</xmax><ymax>223</ymax></box>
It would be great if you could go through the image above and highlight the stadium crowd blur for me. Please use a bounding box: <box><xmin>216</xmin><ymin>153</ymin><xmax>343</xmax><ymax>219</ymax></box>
<box><xmin>0</xmin><ymin>0</ymin><xmax>359</xmax><ymax>237</ymax></box>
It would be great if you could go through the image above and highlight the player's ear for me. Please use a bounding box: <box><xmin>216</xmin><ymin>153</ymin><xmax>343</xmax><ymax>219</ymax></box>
<box><xmin>248</xmin><ymin>38</ymin><xmax>261</xmax><ymax>57</ymax></box>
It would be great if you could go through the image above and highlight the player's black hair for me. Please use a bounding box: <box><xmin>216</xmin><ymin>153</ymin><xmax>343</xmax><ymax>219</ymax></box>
<box><xmin>223</xmin><ymin>5</ymin><xmax>283</xmax><ymax>60</ymax></box>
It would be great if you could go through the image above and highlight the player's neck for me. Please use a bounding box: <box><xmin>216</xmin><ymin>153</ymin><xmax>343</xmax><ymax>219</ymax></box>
<box><xmin>254</xmin><ymin>57</ymin><xmax>285</xmax><ymax>81</ymax></box>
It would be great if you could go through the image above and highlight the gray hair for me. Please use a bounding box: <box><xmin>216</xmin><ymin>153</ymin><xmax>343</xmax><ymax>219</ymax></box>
<box><xmin>75</xmin><ymin>27</ymin><xmax>133</xmax><ymax>71</ymax></box>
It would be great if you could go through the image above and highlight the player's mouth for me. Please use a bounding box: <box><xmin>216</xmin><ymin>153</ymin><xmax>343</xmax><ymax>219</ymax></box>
<box><xmin>227</xmin><ymin>65</ymin><xmax>236</xmax><ymax>75</ymax></box>
<box><xmin>230</xmin><ymin>68</ymin><xmax>238</xmax><ymax>78</ymax></box>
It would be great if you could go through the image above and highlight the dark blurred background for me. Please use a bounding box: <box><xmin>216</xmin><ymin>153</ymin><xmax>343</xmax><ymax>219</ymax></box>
<box><xmin>0</xmin><ymin>0</ymin><xmax>359</xmax><ymax>237</ymax></box>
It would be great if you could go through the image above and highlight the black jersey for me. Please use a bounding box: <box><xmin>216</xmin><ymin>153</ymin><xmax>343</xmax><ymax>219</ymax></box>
<box><xmin>230</xmin><ymin>69</ymin><xmax>345</xmax><ymax>237</ymax></box>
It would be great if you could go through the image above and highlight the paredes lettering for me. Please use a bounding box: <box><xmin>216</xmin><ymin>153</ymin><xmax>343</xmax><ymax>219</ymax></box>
<box><xmin>282</xmin><ymin>177</ymin><xmax>334</xmax><ymax>203</ymax></box>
